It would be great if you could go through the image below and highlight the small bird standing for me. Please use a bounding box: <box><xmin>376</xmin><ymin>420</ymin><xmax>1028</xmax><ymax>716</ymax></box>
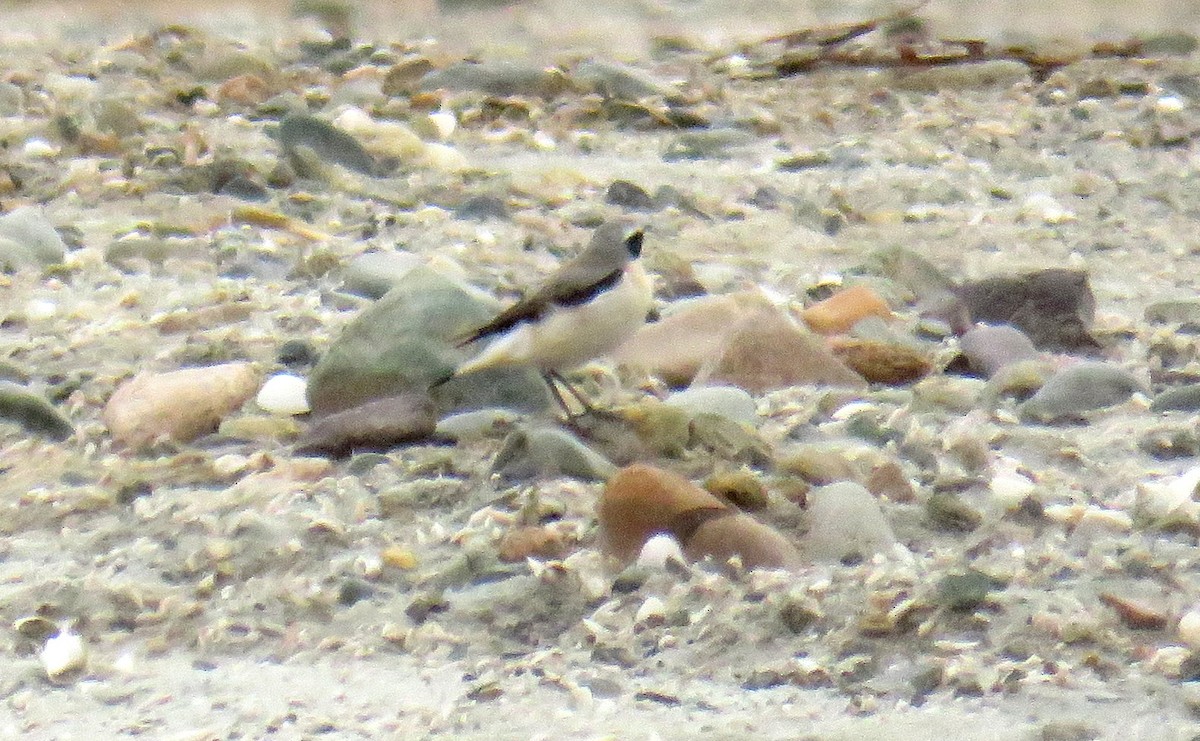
<box><xmin>452</xmin><ymin>219</ymin><xmax>654</xmax><ymax>411</ymax></box>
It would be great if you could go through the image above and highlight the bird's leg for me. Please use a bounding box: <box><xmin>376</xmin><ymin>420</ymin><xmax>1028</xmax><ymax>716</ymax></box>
<box><xmin>544</xmin><ymin>370</ymin><xmax>596</xmax><ymax>417</ymax></box>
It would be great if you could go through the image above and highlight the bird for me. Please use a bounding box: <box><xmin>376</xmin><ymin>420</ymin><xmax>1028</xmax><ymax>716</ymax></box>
<box><xmin>450</xmin><ymin>219</ymin><xmax>654</xmax><ymax>414</ymax></box>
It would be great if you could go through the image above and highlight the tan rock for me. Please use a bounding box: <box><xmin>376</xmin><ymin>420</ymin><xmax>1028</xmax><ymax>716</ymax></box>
<box><xmin>692</xmin><ymin>306</ymin><xmax>866</xmax><ymax>394</ymax></box>
<box><xmin>802</xmin><ymin>284</ymin><xmax>892</xmax><ymax>335</ymax></box>
<box><xmin>613</xmin><ymin>292</ymin><xmax>763</xmax><ymax>387</ymax></box>
<box><xmin>103</xmin><ymin>363</ymin><xmax>260</xmax><ymax>448</ymax></box>
<box><xmin>829</xmin><ymin>337</ymin><xmax>932</xmax><ymax>385</ymax></box>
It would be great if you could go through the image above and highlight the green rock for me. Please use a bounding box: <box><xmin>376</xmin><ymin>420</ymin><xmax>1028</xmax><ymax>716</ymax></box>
<box><xmin>926</xmin><ymin>491</ymin><xmax>983</xmax><ymax>532</ymax></box>
<box><xmin>278</xmin><ymin>114</ymin><xmax>375</xmax><ymax>175</ymax></box>
<box><xmin>937</xmin><ymin>569</ymin><xmax>1004</xmax><ymax>611</ymax></box>
<box><xmin>0</xmin><ymin>381</ymin><xmax>73</xmax><ymax>440</ymax></box>
<box><xmin>491</xmin><ymin>425</ymin><xmax>616</xmax><ymax>481</ymax></box>
<box><xmin>307</xmin><ymin>266</ymin><xmax>550</xmax><ymax>416</ymax></box>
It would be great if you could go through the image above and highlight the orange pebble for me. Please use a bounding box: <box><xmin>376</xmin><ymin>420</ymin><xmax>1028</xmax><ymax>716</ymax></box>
<box><xmin>598</xmin><ymin>464</ymin><xmax>801</xmax><ymax>570</ymax></box>
<box><xmin>802</xmin><ymin>284</ymin><xmax>892</xmax><ymax>335</ymax></box>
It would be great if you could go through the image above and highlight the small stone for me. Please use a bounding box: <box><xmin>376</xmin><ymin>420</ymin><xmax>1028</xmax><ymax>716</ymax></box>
<box><xmin>1145</xmin><ymin>299</ymin><xmax>1200</xmax><ymax>325</ymax></box>
<box><xmin>453</xmin><ymin>194</ymin><xmax>509</xmax><ymax>221</ymax></box>
<box><xmin>693</xmin><ymin>306</ymin><xmax>866</xmax><ymax>394</ymax></box>
<box><xmin>937</xmin><ymin>570</ymin><xmax>1003</xmax><ymax>611</ymax></box>
<box><xmin>104</xmin><ymin>363</ymin><xmax>260</xmax><ymax>448</ymax></box>
<box><xmin>256</xmin><ymin>374</ymin><xmax>311</xmax><ymax>416</ymax></box>
<box><xmin>1179</xmin><ymin>609</ymin><xmax>1200</xmax><ymax>649</ymax></box>
<box><xmin>704</xmin><ymin>468</ymin><xmax>769</xmax><ymax>511</ymax></box>
<box><xmin>1099</xmin><ymin>592</ymin><xmax>1169</xmax><ymax>630</ymax></box>
<box><xmin>890</xmin><ymin>60</ymin><xmax>1028</xmax><ymax>92</ymax></box>
<box><xmin>295</xmin><ymin>393</ymin><xmax>437</xmax><ymax>457</ymax></box>
<box><xmin>419</xmin><ymin>61</ymin><xmax>565</xmax><ymax>98</ymax></box>
<box><xmin>0</xmin><ymin>206</ymin><xmax>67</xmax><ymax>268</ymax></box>
<box><xmin>634</xmin><ymin>596</ymin><xmax>667</xmax><ymax>627</ymax></box>
<box><xmin>636</xmin><ymin>533</ymin><xmax>686</xmax><ymax>570</ymax></box>
<box><xmin>491</xmin><ymin>425</ymin><xmax>616</xmax><ymax>481</ymax></box>
<box><xmin>955</xmin><ymin>269</ymin><xmax>1097</xmax><ymax>352</ymax></box>
<box><xmin>497</xmin><ymin>526</ymin><xmax>567</xmax><ymax>562</ymax></box>
<box><xmin>802</xmin><ymin>285</ymin><xmax>892</xmax><ymax>335</ymax></box>
<box><xmin>1150</xmin><ymin>385</ymin><xmax>1200</xmax><ymax>413</ymax></box>
<box><xmin>605</xmin><ymin>180</ymin><xmax>657</xmax><ymax>211</ymax></box>
<box><xmin>278</xmin><ymin>114</ymin><xmax>376</xmax><ymax>175</ymax></box>
<box><xmin>1039</xmin><ymin>722</ymin><xmax>1101</xmax><ymax>741</ymax></box>
<box><xmin>802</xmin><ymin>482</ymin><xmax>896</xmax><ymax>563</ymax></box>
<box><xmin>865</xmin><ymin>460</ymin><xmax>916</xmax><ymax>503</ymax></box>
<box><xmin>1020</xmin><ymin>362</ymin><xmax>1143</xmax><ymax>423</ymax></box>
<box><xmin>958</xmin><ymin>324</ymin><xmax>1039</xmax><ymax>378</ymax></box>
<box><xmin>663</xmin><ymin>385</ymin><xmax>758</xmax><ymax>427</ymax></box>
<box><xmin>829</xmin><ymin>337</ymin><xmax>931</xmax><ymax>385</ymax></box>
<box><xmin>434</xmin><ymin>408</ymin><xmax>521</xmax><ymax>441</ymax></box>
<box><xmin>381</xmin><ymin>546</ymin><xmax>418</xmax><ymax>570</ymax></box>
<box><xmin>41</xmin><ymin>631</ymin><xmax>86</xmax><ymax>681</ymax></box>
<box><xmin>0</xmin><ymin>381</ymin><xmax>73</xmax><ymax>440</ymax></box>
<box><xmin>1139</xmin><ymin>425</ymin><xmax>1200</xmax><ymax>459</ymax></box>
<box><xmin>926</xmin><ymin>492</ymin><xmax>983</xmax><ymax>532</ymax></box>
<box><xmin>342</xmin><ymin>251</ymin><xmax>423</xmax><ymax>298</ymax></box>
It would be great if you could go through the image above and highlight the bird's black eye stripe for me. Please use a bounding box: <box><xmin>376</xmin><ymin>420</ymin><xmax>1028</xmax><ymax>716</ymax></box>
<box><xmin>625</xmin><ymin>230</ymin><xmax>644</xmax><ymax>258</ymax></box>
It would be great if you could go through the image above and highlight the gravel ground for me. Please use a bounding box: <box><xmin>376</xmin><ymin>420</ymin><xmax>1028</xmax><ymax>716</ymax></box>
<box><xmin>6</xmin><ymin>2</ymin><xmax>1200</xmax><ymax>740</ymax></box>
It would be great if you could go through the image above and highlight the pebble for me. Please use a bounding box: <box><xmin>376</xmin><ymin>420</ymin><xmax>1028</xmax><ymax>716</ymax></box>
<box><xmin>958</xmin><ymin>323</ymin><xmax>1039</xmax><ymax>378</ymax></box>
<box><xmin>1020</xmin><ymin>361</ymin><xmax>1143</xmax><ymax>422</ymax></box>
<box><xmin>828</xmin><ymin>337</ymin><xmax>932</xmax><ymax>385</ymax></box>
<box><xmin>497</xmin><ymin>525</ymin><xmax>568</xmax><ymax>562</ymax></box>
<box><xmin>614</xmin><ymin>293</ymin><xmax>762</xmax><ymax>387</ymax></box>
<box><xmin>662</xmin><ymin>385</ymin><xmax>758</xmax><ymax>427</ymax></box>
<box><xmin>41</xmin><ymin>630</ymin><xmax>86</xmax><ymax>681</ymax></box>
<box><xmin>278</xmin><ymin>114</ymin><xmax>376</xmax><ymax>175</ymax></box>
<box><xmin>419</xmin><ymin>61</ymin><xmax>565</xmax><ymax>98</ymax></box>
<box><xmin>954</xmin><ymin>269</ymin><xmax>1098</xmax><ymax>352</ymax></box>
<box><xmin>491</xmin><ymin>425</ymin><xmax>616</xmax><ymax>481</ymax></box>
<box><xmin>889</xmin><ymin>60</ymin><xmax>1029</xmax><ymax>92</ymax></box>
<box><xmin>434</xmin><ymin>407</ymin><xmax>522</xmax><ymax>440</ymax></box>
<box><xmin>605</xmin><ymin>180</ymin><xmax>658</xmax><ymax>211</ymax></box>
<box><xmin>103</xmin><ymin>362</ymin><xmax>260</xmax><ymax>448</ymax></box>
<box><xmin>1179</xmin><ymin>608</ymin><xmax>1200</xmax><ymax>649</ymax></box>
<box><xmin>801</xmin><ymin>284</ymin><xmax>892</xmax><ymax>335</ymax></box>
<box><xmin>0</xmin><ymin>381</ymin><xmax>73</xmax><ymax>440</ymax></box>
<box><xmin>341</xmin><ymin>251</ymin><xmax>423</xmax><ymax>298</ymax></box>
<box><xmin>1150</xmin><ymin>384</ymin><xmax>1200</xmax><ymax>413</ymax></box>
<box><xmin>1099</xmin><ymin>591</ymin><xmax>1169</xmax><ymax>630</ymax></box>
<box><xmin>692</xmin><ymin>306</ymin><xmax>866</xmax><ymax>394</ymax></box>
<box><xmin>295</xmin><ymin>393</ymin><xmax>437</xmax><ymax>457</ymax></box>
<box><xmin>256</xmin><ymin>374</ymin><xmax>311</xmax><ymax>416</ymax></box>
<box><xmin>0</xmin><ymin>206</ymin><xmax>67</xmax><ymax>268</ymax></box>
<box><xmin>306</xmin><ymin>265</ymin><xmax>550</xmax><ymax>416</ymax></box>
<box><xmin>636</xmin><ymin>533</ymin><xmax>687</xmax><ymax>569</ymax></box>
<box><xmin>598</xmin><ymin>463</ymin><xmax>801</xmax><ymax>570</ymax></box>
<box><xmin>802</xmin><ymin>482</ymin><xmax>897</xmax><ymax>563</ymax></box>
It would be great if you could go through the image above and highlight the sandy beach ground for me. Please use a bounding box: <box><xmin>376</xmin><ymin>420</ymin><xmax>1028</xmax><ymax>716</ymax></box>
<box><xmin>5</xmin><ymin>1</ymin><xmax>1200</xmax><ymax>740</ymax></box>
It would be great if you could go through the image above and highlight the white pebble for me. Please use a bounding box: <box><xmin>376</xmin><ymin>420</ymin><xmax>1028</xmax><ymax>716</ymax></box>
<box><xmin>256</xmin><ymin>374</ymin><xmax>311</xmax><ymax>416</ymax></box>
<box><xmin>988</xmin><ymin>459</ymin><xmax>1035</xmax><ymax>508</ymax></box>
<box><xmin>1022</xmin><ymin>193</ymin><xmax>1075</xmax><ymax>224</ymax></box>
<box><xmin>1180</xmin><ymin>609</ymin><xmax>1200</xmax><ymax>649</ymax></box>
<box><xmin>427</xmin><ymin>111</ymin><xmax>457</xmax><ymax>141</ymax></box>
<box><xmin>23</xmin><ymin>138</ymin><xmax>59</xmax><ymax>158</ymax></box>
<box><xmin>531</xmin><ymin>131</ymin><xmax>557</xmax><ymax>150</ymax></box>
<box><xmin>637</xmin><ymin>533</ymin><xmax>686</xmax><ymax>569</ymax></box>
<box><xmin>635</xmin><ymin>596</ymin><xmax>666</xmax><ymax>626</ymax></box>
<box><xmin>1155</xmin><ymin>95</ymin><xmax>1186</xmax><ymax>114</ymax></box>
<box><xmin>23</xmin><ymin>299</ymin><xmax>57</xmax><ymax>321</ymax></box>
<box><xmin>41</xmin><ymin>631</ymin><xmax>86</xmax><ymax>679</ymax></box>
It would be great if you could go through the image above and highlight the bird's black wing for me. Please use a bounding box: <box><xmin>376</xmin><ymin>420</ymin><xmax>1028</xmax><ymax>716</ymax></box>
<box><xmin>456</xmin><ymin>258</ymin><xmax>623</xmax><ymax>346</ymax></box>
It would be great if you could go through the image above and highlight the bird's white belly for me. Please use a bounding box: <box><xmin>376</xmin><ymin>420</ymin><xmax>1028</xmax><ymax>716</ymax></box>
<box><xmin>461</xmin><ymin>263</ymin><xmax>653</xmax><ymax>374</ymax></box>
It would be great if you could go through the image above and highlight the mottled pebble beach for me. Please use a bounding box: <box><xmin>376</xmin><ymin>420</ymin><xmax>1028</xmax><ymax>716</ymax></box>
<box><xmin>5</xmin><ymin>1</ymin><xmax>1200</xmax><ymax>739</ymax></box>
